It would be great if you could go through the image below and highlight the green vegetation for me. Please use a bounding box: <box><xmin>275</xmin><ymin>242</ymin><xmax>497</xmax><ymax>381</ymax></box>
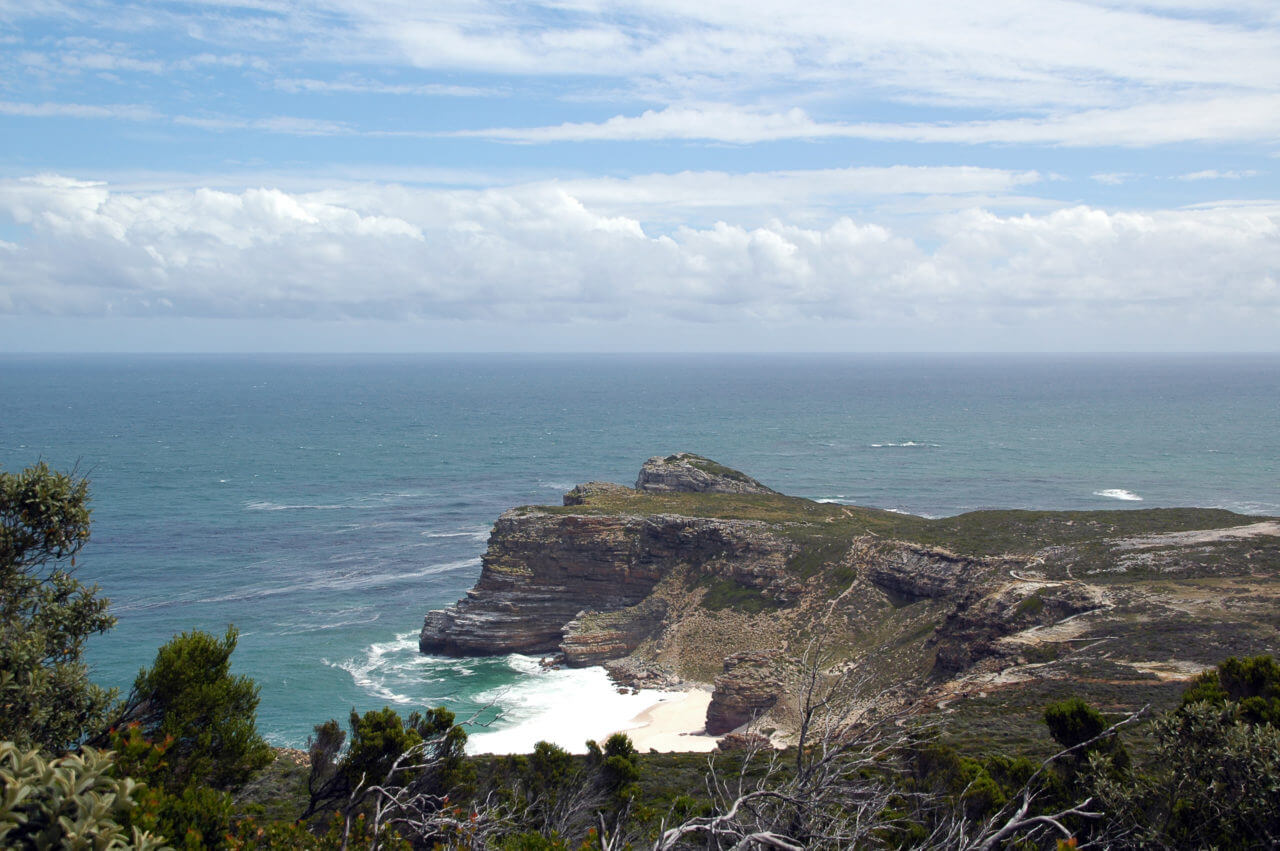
<box><xmin>696</xmin><ymin>575</ymin><xmax>783</xmax><ymax>613</ymax></box>
<box><xmin>0</xmin><ymin>741</ymin><xmax>165</xmax><ymax>849</ymax></box>
<box><xmin>0</xmin><ymin>462</ymin><xmax>117</xmax><ymax>753</ymax></box>
<box><xmin>124</xmin><ymin>627</ymin><xmax>274</xmax><ymax>792</ymax></box>
<box><xmin>536</xmin><ymin>485</ymin><xmax>1264</xmax><ymax>559</ymax></box>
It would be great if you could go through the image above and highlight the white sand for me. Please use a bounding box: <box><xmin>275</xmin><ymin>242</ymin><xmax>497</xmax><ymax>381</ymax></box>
<box><xmin>615</xmin><ymin>687</ymin><xmax>719</xmax><ymax>753</ymax></box>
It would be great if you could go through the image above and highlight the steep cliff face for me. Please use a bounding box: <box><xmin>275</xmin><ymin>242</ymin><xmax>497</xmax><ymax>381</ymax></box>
<box><xmin>419</xmin><ymin>505</ymin><xmax>796</xmax><ymax>658</ymax></box>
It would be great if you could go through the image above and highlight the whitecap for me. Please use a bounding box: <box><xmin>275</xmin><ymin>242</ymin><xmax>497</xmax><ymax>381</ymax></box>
<box><xmin>422</xmin><ymin>528</ymin><xmax>492</xmax><ymax>542</ymax></box>
<box><xmin>539</xmin><ymin>480</ymin><xmax>578</xmax><ymax>491</ymax></box>
<box><xmin>885</xmin><ymin>507</ymin><xmax>942</xmax><ymax>519</ymax></box>
<box><xmin>1094</xmin><ymin>489</ymin><xmax>1144</xmax><ymax>502</ymax></box>
<box><xmin>244</xmin><ymin>500</ymin><xmax>347</xmax><ymax>511</ymax></box>
<box><xmin>870</xmin><ymin>441</ymin><xmax>940</xmax><ymax>449</ymax></box>
<box><xmin>815</xmin><ymin>497</ymin><xmax>855</xmax><ymax>505</ymax></box>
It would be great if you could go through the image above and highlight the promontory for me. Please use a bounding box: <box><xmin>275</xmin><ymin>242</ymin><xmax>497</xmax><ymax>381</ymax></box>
<box><xmin>421</xmin><ymin>452</ymin><xmax>1280</xmax><ymax>749</ymax></box>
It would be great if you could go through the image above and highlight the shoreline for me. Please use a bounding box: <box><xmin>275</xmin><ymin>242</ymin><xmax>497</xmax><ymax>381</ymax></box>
<box><xmin>463</xmin><ymin>663</ymin><xmax>719</xmax><ymax>755</ymax></box>
<box><xmin>614</xmin><ymin>686</ymin><xmax>719</xmax><ymax>753</ymax></box>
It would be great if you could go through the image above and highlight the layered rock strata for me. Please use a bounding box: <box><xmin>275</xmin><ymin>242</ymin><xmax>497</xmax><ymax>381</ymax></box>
<box><xmin>705</xmin><ymin>650</ymin><xmax>792</xmax><ymax>735</ymax></box>
<box><xmin>419</xmin><ymin>509</ymin><xmax>795</xmax><ymax>658</ymax></box>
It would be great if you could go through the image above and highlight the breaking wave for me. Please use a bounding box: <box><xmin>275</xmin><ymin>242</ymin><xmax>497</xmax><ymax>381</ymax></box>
<box><xmin>1094</xmin><ymin>489</ymin><xmax>1144</xmax><ymax>501</ymax></box>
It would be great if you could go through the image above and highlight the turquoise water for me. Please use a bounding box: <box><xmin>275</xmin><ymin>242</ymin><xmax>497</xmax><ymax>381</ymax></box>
<box><xmin>1</xmin><ymin>353</ymin><xmax>1277</xmax><ymax>748</ymax></box>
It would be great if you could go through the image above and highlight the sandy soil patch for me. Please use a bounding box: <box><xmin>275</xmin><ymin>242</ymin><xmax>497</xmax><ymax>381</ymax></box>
<box><xmin>1113</xmin><ymin>521</ymin><xmax>1280</xmax><ymax>550</ymax></box>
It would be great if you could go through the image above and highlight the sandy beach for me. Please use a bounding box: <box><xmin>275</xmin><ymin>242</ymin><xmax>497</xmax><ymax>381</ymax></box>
<box><xmin>616</xmin><ymin>687</ymin><xmax>719</xmax><ymax>753</ymax></box>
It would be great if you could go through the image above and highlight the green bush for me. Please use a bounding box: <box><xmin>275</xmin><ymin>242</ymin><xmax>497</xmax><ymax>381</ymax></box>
<box><xmin>124</xmin><ymin>627</ymin><xmax>273</xmax><ymax>792</ymax></box>
<box><xmin>0</xmin><ymin>463</ymin><xmax>117</xmax><ymax>753</ymax></box>
<box><xmin>1181</xmin><ymin>654</ymin><xmax>1280</xmax><ymax>725</ymax></box>
<box><xmin>0</xmin><ymin>740</ymin><xmax>165</xmax><ymax>849</ymax></box>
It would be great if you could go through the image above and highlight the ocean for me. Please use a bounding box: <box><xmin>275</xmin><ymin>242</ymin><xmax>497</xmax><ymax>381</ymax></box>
<box><xmin>1</xmin><ymin>353</ymin><xmax>1277</xmax><ymax>750</ymax></box>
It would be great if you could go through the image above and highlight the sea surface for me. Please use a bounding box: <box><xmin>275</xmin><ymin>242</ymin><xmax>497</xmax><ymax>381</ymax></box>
<box><xmin>1</xmin><ymin>353</ymin><xmax>1277</xmax><ymax>750</ymax></box>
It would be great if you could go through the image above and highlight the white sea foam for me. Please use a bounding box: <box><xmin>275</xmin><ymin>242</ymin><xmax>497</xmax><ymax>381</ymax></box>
<box><xmin>815</xmin><ymin>497</ymin><xmax>855</xmax><ymax>504</ymax></box>
<box><xmin>539</xmin><ymin>480</ymin><xmax>578</xmax><ymax>491</ymax></box>
<box><xmin>1094</xmin><ymin>489</ymin><xmax>1144</xmax><ymax>501</ymax></box>
<box><xmin>245</xmin><ymin>500</ymin><xmax>347</xmax><ymax>511</ymax></box>
<box><xmin>885</xmin><ymin>507</ymin><xmax>942</xmax><ymax>519</ymax></box>
<box><xmin>422</xmin><ymin>528</ymin><xmax>492</xmax><ymax>542</ymax></box>
<box><xmin>194</xmin><ymin>557</ymin><xmax>482</xmax><ymax>604</ymax></box>
<box><xmin>870</xmin><ymin>441</ymin><xmax>940</xmax><ymax>449</ymax></box>
<box><xmin>325</xmin><ymin>632</ymin><xmax>438</xmax><ymax>706</ymax></box>
<box><xmin>466</xmin><ymin>656</ymin><xmax>677</xmax><ymax>755</ymax></box>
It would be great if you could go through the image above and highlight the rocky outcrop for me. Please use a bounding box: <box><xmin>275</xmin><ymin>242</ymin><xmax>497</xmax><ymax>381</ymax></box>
<box><xmin>563</xmin><ymin>481</ymin><xmax>633</xmax><ymax>507</ymax></box>
<box><xmin>931</xmin><ymin>583</ymin><xmax>1104</xmax><ymax>675</ymax></box>
<box><xmin>561</xmin><ymin>599</ymin><xmax>668</xmax><ymax>666</ymax></box>
<box><xmin>716</xmin><ymin>731</ymin><xmax>772</xmax><ymax>752</ymax></box>
<box><xmin>856</xmin><ymin>540</ymin><xmax>998</xmax><ymax>602</ymax></box>
<box><xmin>636</xmin><ymin>453</ymin><xmax>776</xmax><ymax>496</ymax></box>
<box><xmin>705</xmin><ymin>650</ymin><xmax>792</xmax><ymax>735</ymax></box>
<box><xmin>420</xmin><ymin>508</ymin><xmax>796</xmax><ymax>657</ymax></box>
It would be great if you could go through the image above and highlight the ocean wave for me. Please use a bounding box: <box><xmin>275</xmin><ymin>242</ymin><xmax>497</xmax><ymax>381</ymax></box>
<box><xmin>885</xmin><ymin>507</ymin><xmax>941</xmax><ymax>519</ymax></box>
<box><xmin>422</xmin><ymin>528</ymin><xmax>491</xmax><ymax>542</ymax></box>
<box><xmin>467</xmin><ymin>656</ymin><xmax>676</xmax><ymax>755</ymax></box>
<box><xmin>325</xmin><ymin>632</ymin><xmax>452</xmax><ymax>706</ymax></box>
<box><xmin>193</xmin><ymin>557</ymin><xmax>482</xmax><ymax>604</ymax></box>
<box><xmin>814</xmin><ymin>497</ymin><xmax>855</xmax><ymax>505</ymax></box>
<box><xmin>275</xmin><ymin>612</ymin><xmax>381</xmax><ymax>635</ymax></box>
<box><xmin>539</xmin><ymin>480</ymin><xmax>578</xmax><ymax>491</ymax></box>
<box><xmin>1094</xmin><ymin>489</ymin><xmax>1144</xmax><ymax>502</ymax></box>
<box><xmin>245</xmin><ymin>500</ymin><xmax>347</xmax><ymax>511</ymax></box>
<box><xmin>870</xmin><ymin>441</ymin><xmax>940</xmax><ymax>449</ymax></box>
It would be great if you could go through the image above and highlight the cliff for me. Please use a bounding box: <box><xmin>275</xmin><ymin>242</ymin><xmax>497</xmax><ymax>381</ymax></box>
<box><xmin>420</xmin><ymin>454</ymin><xmax>1280</xmax><ymax>750</ymax></box>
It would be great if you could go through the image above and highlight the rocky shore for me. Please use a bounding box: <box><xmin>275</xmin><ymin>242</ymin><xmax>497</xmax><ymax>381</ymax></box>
<box><xmin>421</xmin><ymin>453</ymin><xmax>1280</xmax><ymax>748</ymax></box>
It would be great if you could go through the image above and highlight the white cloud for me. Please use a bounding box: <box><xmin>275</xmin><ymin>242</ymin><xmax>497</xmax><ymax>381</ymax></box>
<box><xmin>1091</xmin><ymin>173</ymin><xmax>1137</xmax><ymax>185</ymax></box>
<box><xmin>0</xmin><ymin>174</ymin><xmax>1275</xmax><ymax>335</ymax></box>
<box><xmin>1177</xmin><ymin>169</ymin><xmax>1262</xmax><ymax>181</ymax></box>
<box><xmin>0</xmin><ymin>100</ymin><xmax>159</xmax><ymax>121</ymax></box>
<box><xmin>455</xmin><ymin>96</ymin><xmax>1280</xmax><ymax>147</ymax></box>
<box><xmin>10</xmin><ymin>0</ymin><xmax>1280</xmax><ymax>149</ymax></box>
<box><xmin>173</xmin><ymin>114</ymin><xmax>354</xmax><ymax>135</ymax></box>
<box><xmin>274</xmin><ymin>77</ymin><xmax>496</xmax><ymax>97</ymax></box>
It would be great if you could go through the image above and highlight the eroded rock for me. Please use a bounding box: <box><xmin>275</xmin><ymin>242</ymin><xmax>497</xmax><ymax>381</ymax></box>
<box><xmin>705</xmin><ymin>649</ymin><xmax>791</xmax><ymax>735</ymax></box>
<box><xmin>636</xmin><ymin>452</ymin><xmax>776</xmax><ymax>496</ymax></box>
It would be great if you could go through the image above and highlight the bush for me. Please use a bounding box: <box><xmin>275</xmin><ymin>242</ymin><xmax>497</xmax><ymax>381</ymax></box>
<box><xmin>1181</xmin><ymin>654</ymin><xmax>1280</xmax><ymax>725</ymax></box>
<box><xmin>0</xmin><ymin>463</ymin><xmax>117</xmax><ymax>752</ymax></box>
<box><xmin>123</xmin><ymin>627</ymin><xmax>273</xmax><ymax>792</ymax></box>
<box><xmin>0</xmin><ymin>740</ymin><xmax>164</xmax><ymax>849</ymax></box>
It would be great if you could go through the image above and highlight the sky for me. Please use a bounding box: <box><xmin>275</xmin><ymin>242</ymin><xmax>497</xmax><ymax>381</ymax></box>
<box><xmin>1</xmin><ymin>0</ymin><xmax>1278</xmax><ymax>352</ymax></box>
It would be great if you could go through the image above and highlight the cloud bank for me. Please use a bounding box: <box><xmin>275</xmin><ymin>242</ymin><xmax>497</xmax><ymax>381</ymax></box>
<box><xmin>2</xmin><ymin>175</ymin><xmax>1275</xmax><ymax>340</ymax></box>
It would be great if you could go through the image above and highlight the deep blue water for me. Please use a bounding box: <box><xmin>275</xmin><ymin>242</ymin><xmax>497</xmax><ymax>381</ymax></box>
<box><xmin>1</xmin><ymin>354</ymin><xmax>1277</xmax><ymax>748</ymax></box>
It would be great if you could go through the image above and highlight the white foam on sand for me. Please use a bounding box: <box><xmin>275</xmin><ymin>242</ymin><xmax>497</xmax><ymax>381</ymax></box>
<box><xmin>1094</xmin><ymin>489</ymin><xmax>1144</xmax><ymax>501</ymax></box>
<box><xmin>466</xmin><ymin>658</ymin><xmax>698</xmax><ymax>755</ymax></box>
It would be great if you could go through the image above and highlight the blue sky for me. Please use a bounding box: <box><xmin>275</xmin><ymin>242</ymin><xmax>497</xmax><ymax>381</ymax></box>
<box><xmin>1</xmin><ymin>0</ymin><xmax>1277</xmax><ymax>351</ymax></box>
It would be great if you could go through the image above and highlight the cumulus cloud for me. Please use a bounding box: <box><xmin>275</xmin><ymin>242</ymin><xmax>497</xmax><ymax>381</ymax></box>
<box><xmin>1</xmin><ymin>174</ymin><xmax>1276</xmax><ymax>332</ymax></box>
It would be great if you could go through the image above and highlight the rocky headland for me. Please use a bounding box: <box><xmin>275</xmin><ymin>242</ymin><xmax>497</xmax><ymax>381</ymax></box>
<box><xmin>421</xmin><ymin>454</ymin><xmax>1280</xmax><ymax>750</ymax></box>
